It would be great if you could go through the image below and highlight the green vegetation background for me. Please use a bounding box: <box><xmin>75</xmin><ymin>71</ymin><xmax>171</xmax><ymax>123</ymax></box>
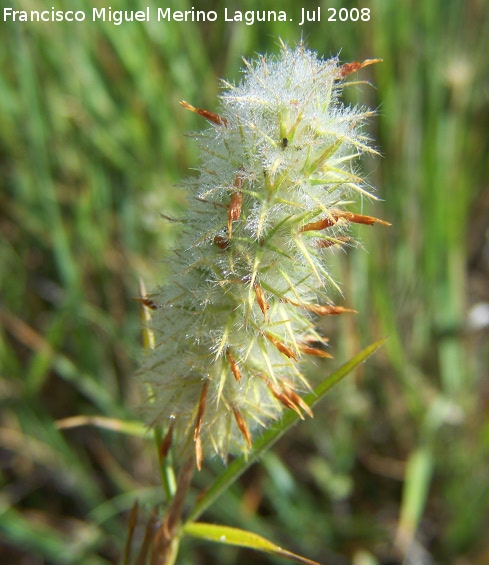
<box><xmin>1</xmin><ymin>0</ymin><xmax>488</xmax><ymax>563</ymax></box>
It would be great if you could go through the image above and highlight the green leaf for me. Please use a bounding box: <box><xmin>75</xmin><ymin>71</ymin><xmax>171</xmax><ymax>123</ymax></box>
<box><xmin>183</xmin><ymin>522</ymin><xmax>321</xmax><ymax>565</ymax></box>
<box><xmin>186</xmin><ymin>338</ymin><xmax>387</xmax><ymax>523</ymax></box>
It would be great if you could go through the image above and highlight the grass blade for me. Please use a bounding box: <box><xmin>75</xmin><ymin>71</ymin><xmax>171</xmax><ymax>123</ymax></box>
<box><xmin>183</xmin><ymin>522</ymin><xmax>321</xmax><ymax>565</ymax></box>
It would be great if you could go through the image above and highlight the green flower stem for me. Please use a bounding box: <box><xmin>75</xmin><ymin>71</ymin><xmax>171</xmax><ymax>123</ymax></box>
<box><xmin>153</xmin><ymin>425</ymin><xmax>176</xmax><ymax>503</ymax></box>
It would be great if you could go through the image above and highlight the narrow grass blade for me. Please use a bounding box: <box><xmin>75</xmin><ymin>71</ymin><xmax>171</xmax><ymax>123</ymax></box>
<box><xmin>122</xmin><ymin>501</ymin><xmax>139</xmax><ymax>565</ymax></box>
<box><xmin>396</xmin><ymin>445</ymin><xmax>434</xmax><ymax>544</ymax></box>
<box><xmin>55</xmin><ymin>415</ymin><xmax>147</xmax><ymax>437</ymax></box>
<box><xmin>183</xmin><ymin>522</ymin><xmax>321</xmax><ymax>565</ymax></box>
<box><xmin>187</xmin><ymin>338</ymin><xmax>387</xmax><ymax>523</ymax></box>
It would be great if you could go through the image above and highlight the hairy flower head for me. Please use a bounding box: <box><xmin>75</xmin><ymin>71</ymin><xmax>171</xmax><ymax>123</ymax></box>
<box><xmin>138</xmin><ymin>42</ymin><xmax>386</xmax><ymax>465</ymax></box>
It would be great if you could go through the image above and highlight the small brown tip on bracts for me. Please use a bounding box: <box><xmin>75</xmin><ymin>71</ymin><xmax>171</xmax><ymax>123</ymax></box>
<box><xmin>267</xmin><ymin>381</ymin><xmax>314</xmax><ymax>419</ymax></box>
<box><xmin>300</xmin><ymin>209</ymin><xmax>390</xmax><ymax>233</ymax></box>
<box><xmin>232</xmin><ymin>406</ymin><xmax>252</xmax><ymax>447</ymax></box>
<box><xmin>226</xmin><ymin>349</ymin><xmax>242</xmax><ymax>382</ymax></box>
<box><xmin>286</xmin><ymin>298</ymin><xmax>357</xmax><ymax>316</ymax></box>
<box><xmin>300</xmin><ymin>217</ymin><xmax>336</xmax><ymax>232</ymax></box>
<box><xmin>227</xmin><ymin>173</ymin><xmax>244</xmax><ymax>238</ymax></box>
<box><xmin>305</xmin><ymin>304</ymin><xmax>357</xmax><ymax>316</ymax></box>
<box><xmin>302</xmin><ymin>335</ymin><xmax>329</xmax><ymax>345</ymax></box>
<box><xmin>265</xmin><ymin>332</ymin><xmax>298</xmax><ymax>361</ymax></box>
<box><xmin>268</xmin><ymin>381</ymin><xmax>305</xmax><ymax>419</ymax></box>
<box><xmin>214</xmin><ymin>235</ymin><xmax>230</xmax><ymax>250</ymax></box>
<box><xmin>297</xmin><ymin>343</ymin><xmax>334</xmax><ymax>359</ymax></box>
<box><xmin>254</xmin><ymin>281</ymin><xmax>270</xmax><ymax>320</ymax></box>
<box><xmin>194</xmin><ymin>382</ymin><xmax>209</xmax><ymax>471</ymax></box>
<box><xmin>132</xmin><ymin>296</ymin><xmax>158</xmax><ymax>310</ymax></box>
<box><xmin>333</xmin><ymin>210</ymin><xmax>391</xmax><ymax>226</ymax></box>
<box><xmin>314</xmin><ymin>236</ymin><xmax>350</xmax><ymax>248</ymax></box>
<box><xmin>338</xmin><ymin>58</ymin><xmax>383</xmax><ymax>78</ymax></box>
<box><xmin>180</xmin><ymin>100</ymin><xmax>227</xmax><ymax>126</ymax></box>
<box><xmin>284</xmin><ymin>385</ymin><xmax>314</xmax><ymax>418</ymax></box>
<box><xmin>159</xmin><ymin>418</ymin><xmax>176</xmax><ymax>460</ymax></box>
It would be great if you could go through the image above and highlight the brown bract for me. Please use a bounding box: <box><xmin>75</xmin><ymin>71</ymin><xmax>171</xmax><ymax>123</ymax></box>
<box><xmin>338</xmin><ymin>58</ymin><xmax>383</xmax><ymax>78</ymax></box>
<box><xmin>300</xmin><ymin>209</ymin><xmax>390</xmax><ymax>232</ymax></box>
<box><xmin>180</xmin><ymin>100</ymin><xmax>227</xmax><ymax>126</ymax></box>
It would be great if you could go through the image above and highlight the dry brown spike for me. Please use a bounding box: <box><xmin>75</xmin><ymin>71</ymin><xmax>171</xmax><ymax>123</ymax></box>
<box><xmin>180</xmin><ymin>100</ymin><xmax>227</xmax><ymax>126</ymax></box>
<box><xmin>227</xmin><ymin>349</ymin><xmax>242</xmax><ymax>382</ymax></box>
<box><xmin>268</xmin><ymin>381</ymin><xmax>305</xmax><ymax>419</ymax></box>
<box><xmin>267</xmin><ymin>381</ymin><xmax>314</xmax><ymax>419</ymax></box>
<box><xmin>265</xmin><ymin>332</ymin><xmax>298</xmax><ymax>360</ymax></box>
<box><xmin>302</xmin><ymin>335</ymin><xmax>329</xmax><ymax>345</ymax></box>
<box><xmin>214</xmin><ymin>235</ymin><xmax>230</xmax><ymax>250</ymax></box>
<box><xmin>298</xmin><ymin>343</ymin><xmax>334</xmax><ymax>359</ymax></box>
<box><xmin>332</xmin><ymin>209</ymin><xmax>391</xmax><ymax>226</ymax></box>
<box><xmin>301</xmin><ymin>210</ymin><xmax>390</xmax><ymax>233</ymax></box>
<box><xmin>304</xmin><ymin>304</ymin><xmax>357</xmax><ymax>316</ymax></box>
<box><xmin>232</xmin><ymin>406</ymin><xmax>252</xmax><ymax>447</ymax></box>
<box><xmin>314</xmin><ymin>236</ymin><xmax>350</xmax><ymax>248</ymax></box>
<box><xmin>159</xmin><ymin>418</ymin><xmax>176</xmax><ymax>459</ymax></box>
<box><xmin>253</xmin><ymin>281</ymin><xmax>270</xmax><ymax>319</ymax></box>
<box><xmin>300</xmin><ymin>216</ymin><xmax>337</xmax><ymax>232</ymax></box>
<box><xmin>338</xmin><ymin>58</ymin><xmax>383</xmax><ymax>78</ymax></box>
<box><xmin>227</xmin><ymin>191</ymin><xmax>243</xmax><ymax>238</ymax></box>
<box><xmin>132</xmin><ymin>296</ymin><xmax>158</xmax><ymax>310</ymax></box>
<box><xmin>286</xmin><ymin>298</ymin><xmax>357</xmax><ymax>316</ymax></box>
<box><xmin>283</xmin><ymin>385</ymin><xmax>314</xmax><ymax>418</ymax></box>
<box><xmin>194</xmin><ymin>382</ymin><xmax>209</xmax><ymax>470</ymax></box>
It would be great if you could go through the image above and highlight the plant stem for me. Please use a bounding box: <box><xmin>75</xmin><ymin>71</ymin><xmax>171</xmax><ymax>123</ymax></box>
<box><xmin>151</xmin><ymin>457</ymin><xmax>195</xmax><ymax>565</ymax></box>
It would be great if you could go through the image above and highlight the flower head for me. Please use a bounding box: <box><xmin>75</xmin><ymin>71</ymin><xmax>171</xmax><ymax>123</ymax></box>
<box><xmin>138</xmin><ymin>42</ymin><xmax>386</xmax><ymax>465</ymax></box>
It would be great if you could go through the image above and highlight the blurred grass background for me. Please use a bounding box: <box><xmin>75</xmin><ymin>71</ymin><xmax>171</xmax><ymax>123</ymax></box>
<box><xmin>1</xmin><ymin>0</ymin><xmax>488</xmax><ymax>563</ymax></box>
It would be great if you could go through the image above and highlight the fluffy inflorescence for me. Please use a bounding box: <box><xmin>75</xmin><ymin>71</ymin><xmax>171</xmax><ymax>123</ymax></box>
<box><xmin>138</xmin><ymin>42</ymin><xmax>385</xmax><ymax>464</ymax></box>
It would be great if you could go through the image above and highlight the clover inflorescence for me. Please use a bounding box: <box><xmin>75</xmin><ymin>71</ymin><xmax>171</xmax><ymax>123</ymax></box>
<box><xmin>138</xmin><ymin>41</ymin><xmax>386</xmax><ymax>465</ymax></box>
